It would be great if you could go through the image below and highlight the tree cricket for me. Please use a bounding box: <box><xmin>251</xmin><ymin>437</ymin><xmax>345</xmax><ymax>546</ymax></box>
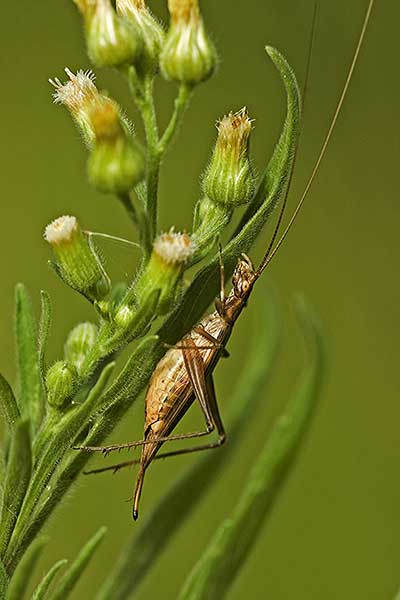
<box><xmin>76</xmin><ymin>1</ymin><xmax>375</xmax><ymax>520</ymax></box>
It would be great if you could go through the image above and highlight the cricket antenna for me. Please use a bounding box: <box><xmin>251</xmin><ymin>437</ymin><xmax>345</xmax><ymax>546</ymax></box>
<box><xmin>255</xmin><ymin>3</ymin><xmax>318</xmax><ymax>278</ymax></box>
<box><xmin>256</xmin><ymin>0</ymin><xmax>375</xmax><ymax>276</ymax></box>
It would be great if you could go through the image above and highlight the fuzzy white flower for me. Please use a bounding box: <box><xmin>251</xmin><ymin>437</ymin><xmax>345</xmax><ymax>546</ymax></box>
<box><xmin>44</xmin><ymin>216</ymin><xmax>78</xmax><ymax>246</ymax></box>
<box><xmin>153</xmin><ymin>228</ymin><xmax>195</xmax><ymax>264</ymax></box>
<box><xmin>49</xmin><ymin>68</ymin><xmax>98</xmax><ymax>112</ymax></box>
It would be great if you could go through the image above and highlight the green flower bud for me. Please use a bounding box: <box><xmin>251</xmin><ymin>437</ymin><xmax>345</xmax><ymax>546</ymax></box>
<box><xmin>203</xmin><ymin>108</ymin><xmax>256</xmax><ymax>207</ymax></box>
<box><xmin>74</xmin><ymin>0</ymin><xmax>142</xmax><ymax>68</ymax></box>
<box><xmin>44</xmin><ymin>216</ymin><xmax>111</xmax><ymax>301</ymax></box>
<box><xmin>191</xmin><ymin>196</ymin><xmax>232</xmax><ymax>262</ymax></box>
<box><xmin>160</xmin><ymin>0</ymin><xmax>216</xmax><ymax>86</ymax></box>
<box><xmin>134</xmin><ymin>229</ymin><xmax>195</xmax><ymax>315</ymax></box>
<box><xmin>87</xmin><ymin>99</ymin><xmax>145</xmax><ymax>194</ymax></box>
<box><xmin>46</xmin><ymin>361</ymin><xmax>78</xmax><ymax>409</ymax></box>
<box><xmin>114</xmin><ymin>303</ymin><xmax>136</xmax><ymax>329</ymax></box>
<box><xmin>116</xmin><ymin>0</ymin><xmax>165</xmax><ymax>75</ymax></box>
<box><xmin>64</xmin><ymin>322</ymin><xmax>98</xmax><ymax>374</ymax></box>
<box><xmin>49</xmin><ymin>68</ymin><xmax>105</xmax><ymax>145</ymax></box>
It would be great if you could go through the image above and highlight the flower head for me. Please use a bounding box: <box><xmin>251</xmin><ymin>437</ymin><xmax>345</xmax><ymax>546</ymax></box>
<box><xmin>49</xmin><ymin>68</ymin><xmax>97</xmax><ymax>111</ymax></box>
<box><xmin>87</xmin><ymin>100</ymin><xmax>145</xmax><ymax>194</ymax></box>
<box><xmin>133</xmin><ymin>229</ymin><xmax>195</xmax><ymax>316</ymax></box>
<box><xmin>44</xmin><ymin>215</ymin><xmax>79</xmax><ymax>246</ymax></box>
<box><xmin>203</xmin><ymin>107</ymin><xmax>256</xmax><ymax>207</ymax></box>
<box><xmin>153</xmin><ymin>228</ymin><xmax>195</xmax><ymax>265</ymax></box>
<box><xmin>160</xmin><ymin>0</ymin><xmax>216</xmax><ymax>86</ymax></box>
<box><xmin>74</xmin><ymin>0</ymin><xmax>142</xmax><ymax>68</ymax></box>
<box><xmin>44</xmin><ymin>216</ymin><xmax>110</xmax><ymax>301</ymax></box>
<box><xmin>116</xmin><ymin>0</ymin><xmax>164</xmax><ymax>74</ymax></box>
<box><xmin>49</xmin><ymin>68</ymin><xmax>105</xmax><ymax>144</ymax></box>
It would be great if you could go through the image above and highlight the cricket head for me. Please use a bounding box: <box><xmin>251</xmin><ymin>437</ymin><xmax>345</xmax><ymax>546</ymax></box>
<box><xmin>232</xmin><ymin>254</ymin><xmax>256</xmax><ymax>298</ymax></box>
<box><xmin>220</xmin><ymin>254</ymin><xmax>256</xmax><ymax>323</ymax></box>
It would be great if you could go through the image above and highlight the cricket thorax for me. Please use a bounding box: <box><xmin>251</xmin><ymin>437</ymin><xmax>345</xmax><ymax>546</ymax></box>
<box><xmin>222</xmin><ymin>255</ymin><xmax>256</xmax><ymax>322</ymax></box>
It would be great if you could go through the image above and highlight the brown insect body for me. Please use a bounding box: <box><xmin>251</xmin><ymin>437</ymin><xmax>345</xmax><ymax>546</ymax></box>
<box><xmin>134</xmin><ymin>256</ymin><xmax>256</xmax><ymax>518</ymax></box>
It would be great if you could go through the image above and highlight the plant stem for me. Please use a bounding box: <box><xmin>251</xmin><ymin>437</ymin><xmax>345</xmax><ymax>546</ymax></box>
<box><xmin>137</xmin><ymin>77</ymin><xmax>160</xmax><ymax>242</ymax></box>
<box><xmin>117</xmin><ymin>193</ymin><xmax>152</xmax><ymax>258</ymax></box>
<box><xmin>159</xmin><ymin>84</ymin><xmax>192</xmax><ymax>155</ymax></box>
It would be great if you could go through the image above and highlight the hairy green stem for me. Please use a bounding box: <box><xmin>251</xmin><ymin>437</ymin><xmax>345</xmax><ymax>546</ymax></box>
<box><xmin>159</xmin><ymin>84</ymin><xmax>192</xmax><ymax>154</ymax></box>
<box><xmin>137</xmin><ymin>78</ymin><xmax>160</xmax><ymax>241</ymax></box>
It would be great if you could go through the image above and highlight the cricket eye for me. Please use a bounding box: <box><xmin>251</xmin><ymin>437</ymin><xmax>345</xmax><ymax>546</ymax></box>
<box><xmin>241</xmin><ymin>280</ymin><xmax>250</xmax><ymax>294</ymax></box>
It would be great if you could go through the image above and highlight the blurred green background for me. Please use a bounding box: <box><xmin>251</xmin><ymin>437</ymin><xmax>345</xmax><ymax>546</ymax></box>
<box><xmin>0</xmin><ymin>0</ymin><xmax>398</xmax><ymax>598</ymax></box>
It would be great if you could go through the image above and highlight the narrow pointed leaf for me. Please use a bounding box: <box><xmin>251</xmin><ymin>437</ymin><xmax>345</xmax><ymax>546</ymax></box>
<box><xmin>15</xmin><ymin>284</ymin><xmax>43</xmax><ymax>431</ymax></box>
<box><xmin>12</xmin><ymin>336</ymin><xmax>162</xmax><ymax>564</ymax></box>
<box><xmin>0</xmin><ymin>447</ymin><xmax>6</xmax><ymax>505</ymax></box>
<box><xmin>97</xmin><ymin>294</ymin><xmax>280</xmax><ymax>600</ymax></box>
<box><xmin>178</xmin><ymin>299</ymin><xmax>325</xmax><ymax>600</ymax></box>
<box><xmin>159</xmin><ymin>46</ymin><xmax>301</xmax><ymax>343</ymax></box>
<box><xmin>0</xmin><ymin>373</ymin><xmax>20</xmax><ymax>432</ymax></box>
<box><xmin>5</xmin><ymin>364</ymin><xmax>114</xmax><ymax>570</ymax></box>
<box><xmin>0</xmin><ymin>419</ymin><xmax>32</xmax><ymax>561</ymax></box>
<box><xmin>48</xmin><ymin>527</ymin><xmax>106</xmax><ymax>600</ymax></box>
<box><xmin>38</xmin><ymin>290</ymin><xmax>52</xmax><ymax>386</ymax></box>
<box><xmin>6</xmin><ymin>537</ymin><xmax>47</xmax><ymax>600</ymax></box>
<box><xmin>0</xmin><ymin>559</ymin><xmax>8</xmax><ymax>597</ymax></box>
<box><xmin>31</xmin><ymin>559</ymin><xmax>67</xmax><ymax>600</ymax></box>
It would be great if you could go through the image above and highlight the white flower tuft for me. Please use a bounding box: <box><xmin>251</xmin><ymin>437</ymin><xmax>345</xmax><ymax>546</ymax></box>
<box><xmin>49</xmin><ymin>68</ymin><xmax>98</xmax><ymax>113</ymax></box>
<box><xmin>154</xmin><ymin>228</ymin><xmax>195</xmax><ymax>264</ymax></box>
<box><xmin>44</xmin><ymin>216</ymin><xmax>78</xmax><ymax>245</ymax></box>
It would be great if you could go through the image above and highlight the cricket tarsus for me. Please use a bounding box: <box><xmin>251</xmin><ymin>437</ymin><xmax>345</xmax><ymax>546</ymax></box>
<box><xmin>79</xmin><ymin>1</ymin><xmax>374</xmax><ymax>520</ymax></box>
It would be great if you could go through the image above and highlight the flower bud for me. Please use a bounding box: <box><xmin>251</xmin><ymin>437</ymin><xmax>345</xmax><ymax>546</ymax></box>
<box><xmin>116</xmin><ymin>0</ymin><xmax>164</xmax><ymax>75</ymax></box>
<box><xmin>74</xmin><ymin>0</ymin><xmax>142</xmax><ymax>68</ymax></box>
<box><xmin>160</xmin><ymin>0</ymin><xmax>216</xmax><ymax>86</ymax></box>
<box><xmin>134</xmin><ymin>229</ymin><xmax>195</xmax><ymax>315</ymax></box>
<box><xmin>46</xmin><ymin>361</ymin><xmax>78</xmax><ymax>409</ymax></box>
<box><xmin>49</xmin><ymin>68</ymin><xmax>103</xmax><ymax>145</ymax></box>
<box><xmin>44</xmin><ymin>216</ymin><xmax>110</xmax><ymax>301</ymax></box>
<box><xmin>64</xmin><ymin>322</ymin><xmax>98</xmax><ymax>374</ymax></box>
<box><xmin>87</xmin><ymin>99</ymin><xmax>145</xmax><ymax>194</ymax></box>
<box><xmin>191</xmin><ymin>196</ymin><xmax>232</xmax><ymax>262</ymax></box>
<box><xmin>203</xmin><ymin>108</ymin><xmax>256</xmax><ymax>207</ymax></box>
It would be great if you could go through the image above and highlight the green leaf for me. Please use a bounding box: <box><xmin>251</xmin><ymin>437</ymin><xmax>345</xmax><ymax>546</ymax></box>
<box><xmin>97</xmin><ymin>293</ymin><xmax>280</xmax><ymax>600</ymax></box>
<box><xmin>12</xmin><ymin>336</ymin><xmax>162</xmax><ymax>566</ymax></box>
<box><xmin>48</xmin><ymin>527</ymin><xmax>106</xmax><ymax>600</ymax></box>
<box><xmin>15</xmin><ymin>284</ymin><xmax>43</xmax><ymax>432</ymax></box>
<box><xmin>178</xmin><ymin>298</ymin><xmax>325</xmax><ymax>600</ymax></box>
<box><xmin>159</xmin><ymin>46</ymin><xmax>301</xmax><ymax>344</ymax></box>
<box><xmin>6</xmin><ymin>537</ymin><xmax>47</xmax><ymax>600</ymax></box>
<box><xmin>38</xmin><ymin>291</ymin><xmax>52</xmax><ymax>387</ymax></box>
<box><xmin>31</xmin><ymin>559</ymin><xmax>67</xmax><ymax>600</ymax></box>
<box><xmin>0</xmin><ymin>559</ymin><xmax>8</xmax><ymax>597</ymax></box>
<box><xmin>0</xmin><ymin>373</ymin><xmax>20</xmax><ymax>433</ymax></box>
<box><xmin>4</xmin><ymin>364</ymin><xmax>114</xmax><ymax>570</ymax></box>
<box><xmin>0</xmin><ymin>419</ymin><xmax>32</xmax><ymax>562</ymax></box>
<box><xmin>236</xmin><ymin>46</ymin><xmax>302</xmax><ymax>229</ymax></box>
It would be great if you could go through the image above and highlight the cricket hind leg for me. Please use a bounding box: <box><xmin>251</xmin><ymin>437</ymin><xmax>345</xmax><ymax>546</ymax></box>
<box><xmin>131</xmin><ymin>343</ymin><xmax>225</xmax><ymax>520</ymax></box>
<box><xmin>84</xmin><ymin>375</ymin><xmax>226</xmax><ymax>484</ymax></box>
<box><xmin>75</xmin><ymin>337</ymin><xmax>219</xmax><ymax>454</ymax></box>
<box><xmin>84</xmin><ymin>434</ymin><xmax>225</xmax><ymax>476</ymax></box>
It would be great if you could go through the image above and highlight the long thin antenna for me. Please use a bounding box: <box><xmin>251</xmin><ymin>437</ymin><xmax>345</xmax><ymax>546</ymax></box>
<box><xmin>259</xmin><ymin>0</ymin><xmax>374</xmax><ymax>272</ymax></box>
<box><xmin>256</xmin><ymin>4</ymin><xmax>318</xmax><ymax>276</ymax></box>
